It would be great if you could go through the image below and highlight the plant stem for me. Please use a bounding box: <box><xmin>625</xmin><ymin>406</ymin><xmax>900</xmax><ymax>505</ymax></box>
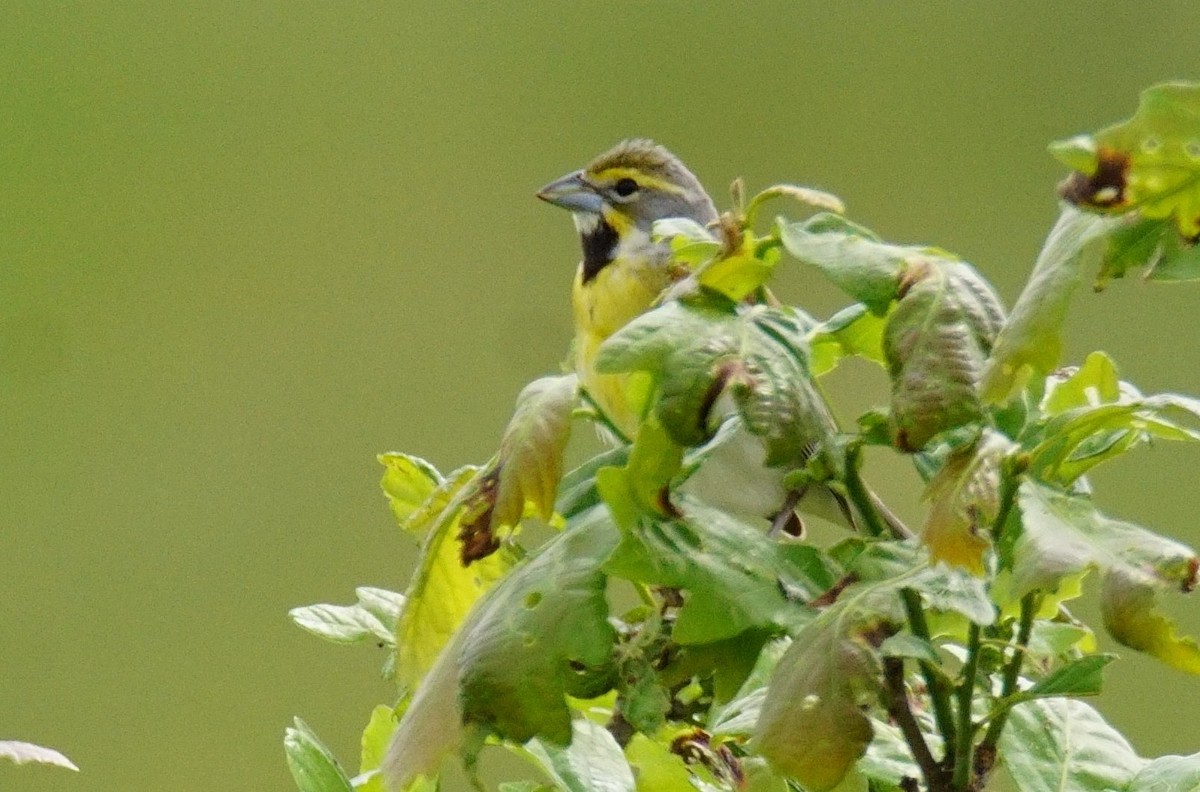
<box><xmin>979</xmin><ymin>592</ymin><xmax>1039</xmax><ymax>753</ymax></box>
<box><xmin>883</xmin><ymin>657</ymin><xmax>949</xmax><ymax>792</ymax></box>
<box><xmin>843</xmin><ymin>444</ymin><xmax>912</xmax><ymax>539</ymax></box>
<box><xmin>952</xmin><ymin>623</ymin><xmax>982</xmax><ymax>790</ymax></box>
<box><xmin>578</xmin><ymin>388</ymin><xmax>631</xmax><ymax>445</ymax></box>
<box><xmin>901</xmin><ymin>588</ymin><xmax>957</xmax><ymax>760</ymax></box>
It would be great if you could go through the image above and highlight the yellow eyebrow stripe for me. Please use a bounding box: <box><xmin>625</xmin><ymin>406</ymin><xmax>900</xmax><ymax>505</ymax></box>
<box><xmin>590</xmin><ymin>166</ymin><xmax>688</xmax><ymax>196</ymax></box>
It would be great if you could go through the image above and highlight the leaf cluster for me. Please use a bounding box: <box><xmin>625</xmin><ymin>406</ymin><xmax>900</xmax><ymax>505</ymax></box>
<box><xmin>287</xmin><ymin>83</ymin><xmax>1200</xmax><ymax>792</ymax></box>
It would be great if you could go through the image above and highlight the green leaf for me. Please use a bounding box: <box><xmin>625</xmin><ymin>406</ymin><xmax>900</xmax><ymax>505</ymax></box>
<box><xmin>624</xmin><ymin>734</ymin><xmax>695</xmax><ymax>792</ymax></box>
<box><xmin>603</xmin><ymin>497</ymin><xmax>839</xmax><ymax>644</ymax></box>
<box><xmin>359</xmin><ymin>705</ymin><xmax>399</xmax><ymax>775</ymax></box>
<box><xmin>1028</xmin><ymin>390</ymin><xmax>1200</xmax><ymax>485</ymax></box>
<box><xmin>981</xmin><ymin>206</ymin><xmax>1114</xmax><ymax>403</ymax></box>
<box><xmin>779</xmin><ymin>213</ymin><xmax>911</xmax><ymax>314</ymax></box>
<box><xmin>1012</xmin><ymin>481</ymin><xmax>1200</xmax><ymax>671</ymax></box>
<box><xmin>698</xmin><ymin>245</ymin><xmax>783</xmax><ymax>303</ymax></box>
<box><xmin>709</xmin><ymin>638</ymin><xmax>792</xmax><ymax>738</ymax></box>
<box><xmin>1093</xmin><ymin>215</ymin><xmax>1200</xmax><ymax>287</ymax></box>
<box><xmin>1025</xmin><ymin>620</ymin><xmax>1096</xmax><ymax>658</ymax></box>
<box><xmin>878</xmin><ymin>633</ymin><xmax>940</xmax><ymax>665</ymax></box>
<box><xmin>1125</xmin><ymin>752</ymin><xmax>1200</xmax><ymax>792</ymax></box>
<box><xmin>855</xmin><ymin>719</ymin><xmax>939</xmax><ymax>791</ymax></box>
<box><xmin>522</xmin><ymin>720</ymin><xmax>636</xmax><ymax>792</ymax></box>
<box><xmin>807</xmin><ymin>303</ymin><xmax>888</xmax><ymax>377</ymax></box>
<box><xmin>595</xmin><ymin>416</ymin><xmax>683</xmax><ymax>528</ymax></box>
<box><xmin>290</xmin><ymin>587</ymin><xmax>405</xmax><ymax>649</ymax></box>
<box><xmin>0</xmin><ymin>741</ymin><xmax>78</xmax><ymax>771</ymax></box>
<box><xmin>999</xmin><ymin>698</ymin><xmax>1147</xmax><ymax>792</ymax></box>
<box><xmin>1052</xmin><ymin>82</ymin><xmax>1200</xmax><ymax>238</ymax></box>
<box><xmin>920</xmin><ymin>430</ymin><xmax>1015</xmax><ymax>574</ymax></box>
<box><xmin>753</xmin><ymin>575</ymin><xmax>908</xmax><ymax>791</ymax></box>
<box><xmin>457</xmin><ymin>507</ymin><xmax>619</xmax><ymax>743</ymax></box>
<box><xmin>1024</xmin><ymin>653</ymin><xmax>1115</xmax><ymax>698</ymax></box>
<box><xmin>493</xmin><ymin>374</ymin><xmax>579</xmax><ymax>529</ymax></box>
<box><xmin>393</xmin><ymin>470</ymin><xmax>517</xmax><ymax>689</ymax></box>
<box><xmin>381</xmin><ymin>630</ymin><xmax>467</xmax><ymax>790</ymax></box>
<box><xmin>379</xmin><ymin>453</ymin><xmax>442</xmax><ymax>531</ymax></box>
<box><xmin>1041</xmin><ymin>351</ymin><xmax>1124</xmax><ymax>415</ymax></box>
<box><xmin>597</xmin><ymin>297</ymin><xmax>837</xmax><ymax>467</ymax></box>
<box><xmin>1012</xmin><ymin>481</ymin><xmax>1198</xmax><ymax>596</ymax></box>
<box><xmin>883</xmin><ymin>260</ymin><xmax>1003</xmax><ymax>450</ymax></box>
<box><xmin>284</xmin><ymin>718</ymin><xmax>355</xmax><ymax>792</ymax></box>
<box><xmin>1102</xmin><ymin>573</ymin><xmax>1200</xmax><ymax>675</ymax></box>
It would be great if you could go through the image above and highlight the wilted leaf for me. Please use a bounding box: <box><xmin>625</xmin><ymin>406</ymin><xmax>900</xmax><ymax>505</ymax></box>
<box><xmin>603</xmin><ymin>496</ymin><xmax>839</xmax><ymax>644</ymax></box>
<box><xmin>1125</xmin><ymin>752</ymin><xmax>1200</xmax><ymax>792</ymax></box>
<box><xmin>981</xmin><ymin>207</ymin><xmax>1114</xmax><ymax>404</ymax></box>
<box><xmin>491</xmin><ymin>374</ymin><xmax>579</xmax><ymax>530</ymax></box>
<box><xmin>284</xmin><ymin>718</ymin><xmax>355</xmax><ymax>792</ymax></box>
<box><xmin>522</xmin><ymin>720</ymin><xmax>636</xmax><ymax>792</ymax></box>
<box><xmin>746</xmin><ymin>183</ymin><xmax>846</xmax><ymax>221</ymax></box>
<box><xmin>999</xmin><ymin>698</ymin><xmax>1147</xmax><ymax>792</ymax></box>
<box><xmin>752</xmin><ymin>596</ymin><xmax>883</xmax><ymax>791</ymax></box>
<box><xmin>921</xmin><ymin>430</ymin><xmax>1015</xmax><ymax>574</ymax></box>
<box><xmin>884</xmin><ymin>260</ymin><xmax>1003</xmax><ymax>450</ymax></box>
<box><xmin>457</xmin><ymin>507</ymin><xmax>619</xmax><ymax>743</ymax></box>
<box><xmin>1102</xmin><ymin>573</ymin><xmax>1200</xmax><ymax>674</ymax></box>
<box><xmin>393</xmin><ymin>471</ymin><xmax>517</xmax><ymax>689</ymax></box>
<box><xmin>379</xmin><ymin>454</ymin><xmax>443</xmax><ymax>531</ymax></box>
<box><xmin>1053</xmin><ymin>82</ymin><xmax>1200</xmax><ymax>238</ymax></box>
<box><xmin>0</xmin><ymin>741</ymin><xmax>78</xmax><ymax>771</ymax></box>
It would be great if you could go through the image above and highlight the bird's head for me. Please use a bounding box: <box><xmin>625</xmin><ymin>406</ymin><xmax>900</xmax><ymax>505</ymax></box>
<box><xmin>537</xmin><ymin>140</ymin><xmax>718</xmax><ymax>280</ymax></box>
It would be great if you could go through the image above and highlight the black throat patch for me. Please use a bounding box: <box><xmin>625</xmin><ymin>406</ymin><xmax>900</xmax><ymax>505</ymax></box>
<box><xmin>579</xmin><ymin>220</ymin><xmax>620</xmax><ymax>283</ymax></box>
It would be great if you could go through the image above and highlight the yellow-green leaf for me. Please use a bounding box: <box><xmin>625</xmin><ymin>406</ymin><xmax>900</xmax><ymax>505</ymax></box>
<box><xmin>1102</xmin><ymin>572</ymin><xmax>1200</xmax><ymax>675</ymax></box>
<box><xmin>393</xmin><ymin>472</ymin><xmax>517</xmax><ymax>689</ymax></box>
<box><xmin>921</xmin><ymin>430</ymin><xmax>1014</xmax><ymax>574</ymax></box>
<box><xmin>379</xmin><ymin>453</ymin><xmax>442</xmax><ymax>531</ymax></box>
<box><xmin>493</xmin><ymin>373</ymin><xmax>579</xmax><ymax>530</ymax></box>
<box><xmin>980</xmin><ymin>207</ymin><xmax>1113</xmax><ymax>404</ymax></box>
<box><xmin>1053</xmin><ymin>82</ymin><xmax>1200</xmax><ymax>238</ymax></box>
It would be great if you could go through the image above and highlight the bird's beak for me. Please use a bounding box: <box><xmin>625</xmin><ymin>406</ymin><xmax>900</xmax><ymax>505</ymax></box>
<box><xmin>536</xmin><ymin>170</ymin><xmax>604</xmax><ymax>214</ymax></box>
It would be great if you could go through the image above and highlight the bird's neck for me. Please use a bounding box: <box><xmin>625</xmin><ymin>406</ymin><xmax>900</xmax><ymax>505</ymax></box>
<box><xmin>578</xmin><ymin>219</ymin><xmax>620</xmax><ymax>284</ymax></box>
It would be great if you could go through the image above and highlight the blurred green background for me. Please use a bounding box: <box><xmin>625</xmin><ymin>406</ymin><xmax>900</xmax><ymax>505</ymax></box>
<box><xmin>4</xmin><ymin>3</ymin><xmax>1199</xmax><ymax>790</ymax></box>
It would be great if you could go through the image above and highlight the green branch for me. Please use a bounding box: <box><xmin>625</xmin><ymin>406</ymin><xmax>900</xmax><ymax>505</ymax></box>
<box><xmin>978</xmin><ymin>593</ymin><xmax>1040</xmax><ymax>763</ymax></box>
<box><xmin>952</xmin><ymin>622</ymin><xmax>983</xmax><ymax>791</ymax></box>
<box><xmin>901</xmin><ymin>588</ymin><xmax>958</xmax><ymax>763</ymax></box>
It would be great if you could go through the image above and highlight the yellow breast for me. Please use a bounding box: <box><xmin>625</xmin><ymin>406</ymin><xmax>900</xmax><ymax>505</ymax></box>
<box><xmin>572</xmin><ymin>255</ymin><xmax>672</xmax><ymax>438</ymax></box>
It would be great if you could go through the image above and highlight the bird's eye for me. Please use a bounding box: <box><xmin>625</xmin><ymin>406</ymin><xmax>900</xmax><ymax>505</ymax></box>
<box><xmin>614</xmin><ymin>177</ymin><xmax>639</xmax><ymax>197</ymax></box>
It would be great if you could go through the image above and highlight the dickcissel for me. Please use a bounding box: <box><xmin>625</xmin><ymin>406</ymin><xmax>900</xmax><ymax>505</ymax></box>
<box><xmin>537</xmin><ymin>140</ymin><xmax>855</xmax><ymax>531</ymax></box>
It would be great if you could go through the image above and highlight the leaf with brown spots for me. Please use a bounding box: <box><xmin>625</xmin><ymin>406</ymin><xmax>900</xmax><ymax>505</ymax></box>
<box><xmin>1052</xmin><ymin>82</ymin><xmax>1200</xmax><ymax>238</ymax></box>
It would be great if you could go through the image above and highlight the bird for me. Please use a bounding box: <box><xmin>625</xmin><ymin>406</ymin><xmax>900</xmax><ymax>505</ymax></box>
<box><xmin>537</xmin><ymin>138</ymin><xmax>719</xmax><ymax>441</ymax></box>
<box><xmin>536</xmin><ymin>139</ymin><xmax>857</xmax><ymax>534</ymax></box>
